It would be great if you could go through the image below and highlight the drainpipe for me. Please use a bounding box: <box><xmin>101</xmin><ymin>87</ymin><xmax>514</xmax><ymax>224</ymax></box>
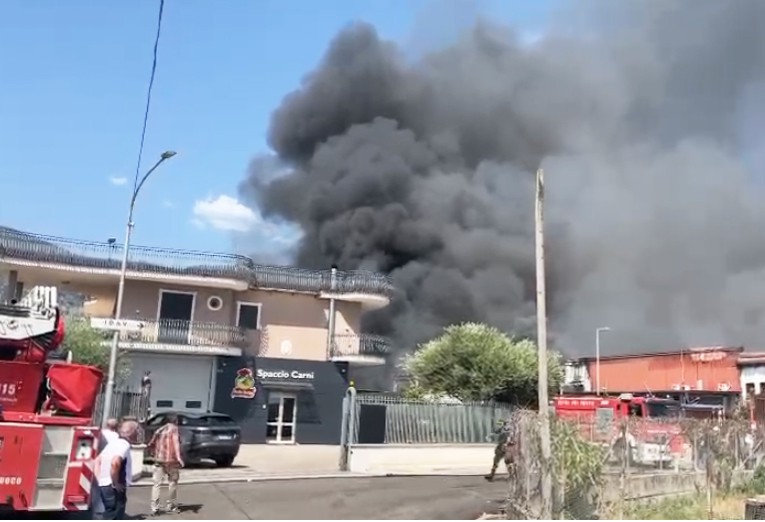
<box><xmin>326</xmin><ymin>266</ymin><xmax>338</xmax><ymax>360</ymax></box>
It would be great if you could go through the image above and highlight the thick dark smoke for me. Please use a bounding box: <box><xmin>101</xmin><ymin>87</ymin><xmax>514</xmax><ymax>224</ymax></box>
<box><xmin>240</xmin><ymin>0</ymin><xmax>765</xmax><ymax>359</ymax></box>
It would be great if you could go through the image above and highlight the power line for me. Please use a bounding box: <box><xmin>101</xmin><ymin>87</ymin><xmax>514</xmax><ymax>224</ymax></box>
<box><xmin>132</xmin><ymin>0</ymin><xmax>166</xmax><ymax>192</ymax></box>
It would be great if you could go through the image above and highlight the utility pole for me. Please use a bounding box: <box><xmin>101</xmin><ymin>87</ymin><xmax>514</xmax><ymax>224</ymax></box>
<box><xmin>101</xmin><ymin>151</ymin><xmax>176</xmax><ymax>427</ymax></box>
<box><xmin>595</xmin><ymin>326</ymin><xmax>611</xmax><ymax>395</ymax></box>
<box><xmin>535</xmin><ymin>168</ymin><xmax>553</xmax><ymax>519</ymax></box>
<box><xmin>326</xmin><ymin>266</ymin><xmax>338</xmax><ymax>359</ymax></box>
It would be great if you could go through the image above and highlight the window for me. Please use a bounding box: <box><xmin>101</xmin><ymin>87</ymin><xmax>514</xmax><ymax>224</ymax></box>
<box><xmin>237</xmin><ymin>302</ymin><xmax>261</xmax><ymax>330</ymax></box>
<box><xmin>156</xmin><ymin>400</ymin><xmax>174</xmax><ymax>408</ymax></box>
<box><xmin>181</xmin><ymin>415</ymin><xmax>237</xmax><ymax>427</ymax></box>
<box><xmin>207</xmin><ymin>296</ymin><xmax>223</xmax><ymax>311</ymax></box>
<box><xmin>185</xmin><ymin>400</ymin><xmax>203</xmax><ymax>409</ymax></box>
<box><xmin>147</xmin><ymin>415</ymin><xmax>166</xmax><ymax>426</ymax></box>
<box><xmin>646</xmin><ymin>402</ymin><xmax>680</xmax><ymax>418</ymax></box>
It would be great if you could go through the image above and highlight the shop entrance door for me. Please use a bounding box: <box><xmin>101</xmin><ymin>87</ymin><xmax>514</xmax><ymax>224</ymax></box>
<box><xmin>266</xmin><ymin>391</ymin><xmax>297</xmax><ymax>444</ymax></box>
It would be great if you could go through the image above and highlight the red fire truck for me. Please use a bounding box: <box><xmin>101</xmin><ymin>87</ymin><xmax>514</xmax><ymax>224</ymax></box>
<box><xmin>0</xmin><ymin>286</ymin><xmax>103</xmax><ymax>514</ymax></box>
<box><xmin>554</xmin><ymin>393</ymin><xmax>685</xmax><ymax>466</ymax></box>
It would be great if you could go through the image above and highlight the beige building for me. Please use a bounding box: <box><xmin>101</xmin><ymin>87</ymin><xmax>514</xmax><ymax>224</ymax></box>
<box><xmin>0</xmin><ymin>226</ymin><xmax>393</xmax><ymax>429</ymax></box>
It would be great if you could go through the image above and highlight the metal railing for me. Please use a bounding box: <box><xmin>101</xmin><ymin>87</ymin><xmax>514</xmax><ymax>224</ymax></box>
<box><xmin>332</xmin><ymin>333</ymin><xmax>392</xmax><ymax>358</ymax></box>
<box><xmin>351</xmin><ymin>393</ymin><xmax>515</xmax><ymax>444</ymax></box>
<box><xmin>93</xmin><ymin>388</ymin><xmax>147</xmax><ymax>426</ymax></box>
<box><xmin>106</xmin><ymin>317</ymin><xmax>247</xmax><ymax>349</ymax></box>
<box><xmin>0</xmin><ymin>227</ymin><xmax>395</xmax><ymax>298</ymax></box>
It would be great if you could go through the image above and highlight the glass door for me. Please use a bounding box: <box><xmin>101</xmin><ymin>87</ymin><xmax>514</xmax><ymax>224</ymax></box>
<box><xmin>266</xmin><ymin>392</ymin><xmax>297</xmax><ymax>444</ymax></box>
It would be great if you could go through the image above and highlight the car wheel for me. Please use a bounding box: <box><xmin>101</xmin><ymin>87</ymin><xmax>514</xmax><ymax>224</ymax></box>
<box><xmin>214</xmin><ymin>455</ymin><xmax>235</xmax><ymax>467</ymax></box>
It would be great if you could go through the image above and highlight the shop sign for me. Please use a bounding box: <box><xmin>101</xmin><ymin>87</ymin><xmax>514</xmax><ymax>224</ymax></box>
<box><xmin>231</xmin><ymin>368</ymin><xmax>257</xmax><ymax>399</ymax></box>
<box><xmin>256</xmin><ymin>368</ymin><xmax>315</xmax><ymax>380</ymax></box>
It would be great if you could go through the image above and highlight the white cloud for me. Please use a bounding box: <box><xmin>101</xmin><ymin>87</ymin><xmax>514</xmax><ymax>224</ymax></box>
<box><xmin>192</xmin><ymin>195</ymin><xmax>258</xmax><ymax>232</ymax></box>
<box><xmin>109</xmin><ymin>176</ymin><xmax>128</xmax><ymax>186</ymax></box>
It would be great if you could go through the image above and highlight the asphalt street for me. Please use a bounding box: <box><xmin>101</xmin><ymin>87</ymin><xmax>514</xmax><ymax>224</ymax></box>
<box><xmin>125</xmin><ymin>476</ymin><xmax>508</xmax><ymax>520</ymax></box>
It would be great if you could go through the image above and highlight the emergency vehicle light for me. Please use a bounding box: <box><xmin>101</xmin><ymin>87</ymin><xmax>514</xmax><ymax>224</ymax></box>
<box><xmin>618</xmin><ymin>393</ymin><xmax>634</xmax><ymax>401</ymax></box>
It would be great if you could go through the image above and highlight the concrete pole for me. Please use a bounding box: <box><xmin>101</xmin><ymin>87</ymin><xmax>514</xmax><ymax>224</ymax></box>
<box><xmin>595</xmin><ymin>326</ymin><xmax>611</xmax><ymax>395</ymax></box>
<box><xmin>326</xmin><ymin>266</ymin><xmax>338</xmax><ymax>359</ymax></box>
<box><xmin>535</xmin><ymin>168</ymin><xmax>553</xmax><ymax>519</ymax></box>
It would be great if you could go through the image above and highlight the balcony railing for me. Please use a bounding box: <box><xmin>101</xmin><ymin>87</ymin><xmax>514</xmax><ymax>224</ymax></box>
<box><xmin>98</xmin><ymin>318</ymin><xmax>248</xmax><ymax>349</ymax></box>
<box><xmin>0</xmin><ymin>227</ymin><xmax>394</xmax><ymax>298</ymax></box>
<box><xmin>331</xmin><ymin>333</ymin><xmax>392</xmax><ymax>358</ymax></box>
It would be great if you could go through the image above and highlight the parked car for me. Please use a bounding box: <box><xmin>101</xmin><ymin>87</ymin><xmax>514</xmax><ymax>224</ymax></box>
<box><xmin>143</xmin><ymin>411</ymin><xmax>241</xmax><ymax>467</ymax></box>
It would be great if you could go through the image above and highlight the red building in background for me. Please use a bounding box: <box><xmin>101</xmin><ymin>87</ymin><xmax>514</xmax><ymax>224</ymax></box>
<box><xmin>590</xmin><ymin>346</ymin><xmax>742</xmax><ymax>394</ymax></box>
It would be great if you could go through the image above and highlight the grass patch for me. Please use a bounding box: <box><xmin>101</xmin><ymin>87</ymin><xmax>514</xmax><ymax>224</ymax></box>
<box><xmin>620</xmin><ymin>493</ymin><xmax>749</xmax><ymax>520</ymax></box>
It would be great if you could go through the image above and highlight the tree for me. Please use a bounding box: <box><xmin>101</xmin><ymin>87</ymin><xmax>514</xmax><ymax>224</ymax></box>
<box><xmin>402</xmin><ymin>322</ymin><xmax>563</xmax><ymax>405</ymax></box>
<box><xmin>60</xmin><ymin>318</ymin><xmax>131</xmax><ymax>383</ymax></box>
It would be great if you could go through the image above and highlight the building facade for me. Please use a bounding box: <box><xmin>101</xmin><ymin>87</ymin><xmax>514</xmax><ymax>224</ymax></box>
<box><xmin>738</xmin><ymin>352</ymin><xmax>765</xmax><ymax>401</ymax></box>
<box><xmin>564</xmin><ymin>346</ymin><xmax>743</xmax><ymax>399</ymax></box>
<box><xmin>0</xmin><ymin>227</ymin><xmax>393</xmax><ymax>444</ymax></box>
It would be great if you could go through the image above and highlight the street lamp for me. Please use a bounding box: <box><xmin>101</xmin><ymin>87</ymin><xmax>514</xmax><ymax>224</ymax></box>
<box><xmin>101</xmin><ymin>151</ymin><xmax>177</xmax><ymax>427</ymax></box>
<box><xmin>595</xmin><ymin>327</ymin><xmax>611</xmax><ymax>395</ymax></box>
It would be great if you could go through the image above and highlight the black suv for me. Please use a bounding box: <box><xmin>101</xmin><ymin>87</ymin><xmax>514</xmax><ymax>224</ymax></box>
<box><xmin>144</xmin><ymin>411</ymin><xmax>241</xmax><ymax>467</ymax></box>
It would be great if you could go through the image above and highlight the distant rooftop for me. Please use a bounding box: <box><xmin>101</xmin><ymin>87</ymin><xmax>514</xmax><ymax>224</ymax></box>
<box><xmin>569</xmin><ymin>345</ymin><xmax>744</xmax><ymax>363</ymax></box>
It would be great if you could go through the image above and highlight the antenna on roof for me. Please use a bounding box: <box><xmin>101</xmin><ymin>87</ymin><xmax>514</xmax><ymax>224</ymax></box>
<box><xmin>644</xmin><ymin>382</ymin><xmax>654</xmax><ymax>398</ymax></box>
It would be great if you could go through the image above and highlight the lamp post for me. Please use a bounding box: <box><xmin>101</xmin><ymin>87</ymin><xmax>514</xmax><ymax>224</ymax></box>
<box><xmin>101</xmin><ymin>151</ymin><xmax>176</xmax><ymax>427</ymax></box>
<box><xmin>595</xmin><ymin>326</ymin><xmax>611</xmax><ymax>395</ymax></box>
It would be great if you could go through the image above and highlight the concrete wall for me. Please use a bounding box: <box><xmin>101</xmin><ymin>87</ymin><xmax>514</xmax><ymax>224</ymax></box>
<box><xmin>348</xmin><ymin>444</ymin><xmax>501</xmax><ymax>475</ymax></box>
<box><xmin>603</xmin><ymin>469</ymin><xmax>753</xmax><ymax>503</ymax></box>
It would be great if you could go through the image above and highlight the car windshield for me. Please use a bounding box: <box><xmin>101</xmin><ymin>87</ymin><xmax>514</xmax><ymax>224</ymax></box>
<box><xmin>646</xmin><ymin>402</ymin><xmax>681</xmax><ymax>418</ymax></box>
<box><xmin>181</xmin><ymin>415</ymin><xmax>236</xmax><ymax>427</ymax></box>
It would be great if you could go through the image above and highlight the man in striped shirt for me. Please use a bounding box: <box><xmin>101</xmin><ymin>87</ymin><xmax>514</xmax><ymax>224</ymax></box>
<box><xmin>148</xmin><ymin>414</ymin><xmax>184</xmax><ymax>516</ymax></box>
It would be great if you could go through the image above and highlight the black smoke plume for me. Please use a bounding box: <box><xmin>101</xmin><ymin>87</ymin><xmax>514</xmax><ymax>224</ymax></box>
<box><xmin>241</xmin><ymin>0</ymin><xmax>765</xmax><ymax>360</ymax></box>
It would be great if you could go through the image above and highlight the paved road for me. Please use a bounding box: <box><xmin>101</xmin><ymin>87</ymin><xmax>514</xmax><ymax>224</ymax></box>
<box><xmin>126</xmin><ymin>476</ymin><xmax>508</xmax><ymax>519</ymax></box>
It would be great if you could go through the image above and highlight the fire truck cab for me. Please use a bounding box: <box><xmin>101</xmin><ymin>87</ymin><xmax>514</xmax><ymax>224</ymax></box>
<box><xmin>0</xmin><ymin>286</ymin><xmax>103</xmax><ymax>514</ymax></box>
<box><xmin>554</xmin><ymin>393</ymin><xmax>683</xmax><ymax>466</ymax></box>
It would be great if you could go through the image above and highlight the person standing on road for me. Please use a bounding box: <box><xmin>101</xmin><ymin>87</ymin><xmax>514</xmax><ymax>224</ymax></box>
<box><xmin>148</xmin><ymin>413</ymin><xmax>184</xmax><ymax>516</ymax></box>
<box><xmin>94</xmin><ymin>421</ymin><xmax>137</xmax><ymax>519</ymax></box>
<box><xmin>485</xmin><ymin>418</ymin><xmax>517</xmax><ymax>482</ymax></box>
<box><xmin>93</xmin><ymin>418</ymin><xmax>127</xmax><ymax>519</ymax></box>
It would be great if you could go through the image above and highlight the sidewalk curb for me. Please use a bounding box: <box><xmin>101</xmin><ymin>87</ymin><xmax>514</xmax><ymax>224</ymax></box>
<box><xmin>130</xmin><ymin>470</ymin><xmax>506</xmax><ymax>487</ymax></box>
<box><xmin>130</xmin><ymin>472</ymin><xmax>377</xmax><ymax>487</ymax></box>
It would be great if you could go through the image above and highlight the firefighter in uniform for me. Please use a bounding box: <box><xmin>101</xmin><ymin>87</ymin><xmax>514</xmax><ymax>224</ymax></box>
<box><xmin>485</xmin><ymin>418</ymin><xmax>516</xmax><ymax>482</ymax></box>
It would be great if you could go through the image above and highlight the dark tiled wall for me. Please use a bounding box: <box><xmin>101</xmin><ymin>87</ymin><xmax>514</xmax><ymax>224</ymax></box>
<box><xmin>213</xmin><ymin>356</ymin><xmax>349</xmax><ymax>444</ymax></box>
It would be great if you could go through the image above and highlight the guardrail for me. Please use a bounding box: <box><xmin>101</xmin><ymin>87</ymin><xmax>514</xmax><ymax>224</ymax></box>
<box><xmin>0</xmin><ymin>227</ymin><xmax>394</xmax><ymax>298</ymax></box>
<box><xmin>332</xmin><ymin>333</ymin><xmax>392</xmax><ymax>358</ymax></box>
<box><xmin>106</xmin><ymin>318</ymin><xmax>248</xmax><ymax>349</ymax></box>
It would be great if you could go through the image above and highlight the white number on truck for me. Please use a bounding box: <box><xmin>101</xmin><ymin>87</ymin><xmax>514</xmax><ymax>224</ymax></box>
<box><xmin>0</xmin><ymin>383</ymin><xmax>17</xmax><ymax>397</ymax></box>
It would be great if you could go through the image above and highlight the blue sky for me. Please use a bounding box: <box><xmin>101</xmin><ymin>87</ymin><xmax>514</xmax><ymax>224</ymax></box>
<box><xmin>0</xmin><ymin>0</ymin><xmax>552</xmax><ymax>257</ymax></box>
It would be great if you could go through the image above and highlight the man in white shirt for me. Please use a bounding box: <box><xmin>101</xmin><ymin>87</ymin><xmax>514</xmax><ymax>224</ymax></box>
<box><xmin>94</xmin><ymin>420</ymin><xmax>137</xmax><ymax>520</ymax></box>
<box><xmin>101</xmin><ymin>418</ymin><xmax>134</xmax><ymax>486</ymax></box>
